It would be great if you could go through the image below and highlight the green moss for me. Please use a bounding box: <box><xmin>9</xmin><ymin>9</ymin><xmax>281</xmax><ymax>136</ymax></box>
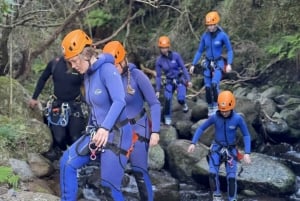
<box><xmin>0</xmin><ymin>166</ymin><xmax>19</xmax><ymax>189</ymax></box>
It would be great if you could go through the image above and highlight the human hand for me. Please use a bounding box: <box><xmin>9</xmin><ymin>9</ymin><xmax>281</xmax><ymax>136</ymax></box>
<box><xmin>225</xmin><ymin>64</ymin><xmax>232</xmax><ymax>73</ymax></box>
<box><xmin>187</xmin><ymin>143</ymin><xmax>195</xmax><ymax>153</ymax></box>
<box><xmin>92</xmin><ymin>128</ymin><xmax>109</xmax><ymax>148</ymax></box>
<box><xmin>187</xmin><ymin>81</ymin><xmax>192</xmax><ymax>88</ymax></box>
<box><xmin>243</xmin><ymin>154</ymin><xmax>251</xmax><ymax>164</ymax></box>
<box><xmin>28</xmin><ymin>99</ymin><xmax>39</xmax><ymax>109</ymax></box>
<box><xmin>189</xmin><ymin>65</ymin><xmax>195</xmax><ymax>74</ymax></box>
<box><xmin>149</xmin><ymin>133</ymin><xmax>160</xmax><ymax>147</ymax></box>
<box><xmin>155</xmin><ymin>92</ymin><xmax>160</xmax><ymax>98</ymax></box>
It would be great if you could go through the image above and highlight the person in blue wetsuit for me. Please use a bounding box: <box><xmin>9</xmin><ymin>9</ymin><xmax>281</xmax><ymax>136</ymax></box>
<box><xmin>187</xmin><ymin>91</ymin><xmax>251</xmax><ymax>201</ymax></box>
<box><xmin>189</xmin><ymin>11</ymin><xmax>234</xmax><ymax>116</ymax></box>
<box><xmin>103</xmin><ymin>41</ymin><xmax>161</xmax><ymax>201</ymax></box>
<box><xmin>59</xmin><ymin>29</ymin><xmax>133</xmax><ymax>201</ymax></box>
<box><xmin>155</xmin><ymin>36</ymin><xmax>192</xmax><ymax>125</ymax></box>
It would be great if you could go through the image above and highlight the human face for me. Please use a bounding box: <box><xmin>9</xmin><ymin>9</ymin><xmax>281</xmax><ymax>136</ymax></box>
<box><xmin>207</xmin><ymin>24</ymin><xmax>217</xmax><ymax>32</ymax></box>
<box><xmin>115</xmin><ymin>63</ymin><xmax>123</xmax><ymax>74</ymax></box>
<box><xmin>68</xmin><ymin>54</ymin><xmax>89</xmax><ymax>74</ymax></box>
<box><xmin>220</xmin><ymin>110</ymin><xmax>231</xmax><ymax>118</ymax></box>
<box><xmin>160</xmin><ymin>47</ymin><xmax>169</xmax><ymax>56</ymax></box>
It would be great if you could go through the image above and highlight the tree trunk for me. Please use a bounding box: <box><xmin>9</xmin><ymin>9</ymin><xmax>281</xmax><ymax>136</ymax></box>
<box><xmin>0</xmin><ymin>28</ymin><xmax>12</xmax><ymax>76</ymax></box>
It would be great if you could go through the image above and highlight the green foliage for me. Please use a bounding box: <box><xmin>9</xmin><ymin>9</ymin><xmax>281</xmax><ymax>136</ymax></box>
<box><xmin>265</xmin><ymin>34</ymin><xmax>300</xmax><ymax>59</ymax></box>
<box><xmin>0</xmin><ymin>118</ymin><xmax>27</xmax><ymax>153</ymax></box>
<box><xmin>84</xmin><ymin>8</ymin><xmax>112</xmax><ymax>27</ymax></box>
<box><xmin>0</xmin><ymin>0</ymin><xmax>14</xmax><ymax>16</ymax></box>
<box><xmin>32</xmin><ymin>60</ymin><xmax>46</xmax><ymax>75</ymax></box>
<box><xmin>0</xmin><ymin>124</ymin><xmax>19</xmax><ymax>141</ymax></box>
<box><xmin>0</xmin><ymin>166</ymin><xmax>19</xmax><ymax>189</ymax></box>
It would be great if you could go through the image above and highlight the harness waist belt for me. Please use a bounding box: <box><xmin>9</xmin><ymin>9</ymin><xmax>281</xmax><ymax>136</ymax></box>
<box><xmin>137</xmin><ymin>134</ymin><xmax>150</xmax><ymax>143</ymax></box>
<box><xmin>105</xmin><ymin>142</ymin><xmax>128</xmax><ymax>156</ymax></box>
<box><xmin>129</xmin><ymin>108</ymin><xmax>146</xmax><ymax>124</ymax></box>
<box><xmin>214</xmin><ymin>140</ymin><xmax>236</xmax><ymax>148</ymax></box>
<box><xmin>206</xmin><ymin>56</ymin><xmax>223</xmax><ymax>62</ymax></box>
<box><xmin>114</xmin><ymin>118</ymin><xmax>129</xmax><ymax>129</ymax></box>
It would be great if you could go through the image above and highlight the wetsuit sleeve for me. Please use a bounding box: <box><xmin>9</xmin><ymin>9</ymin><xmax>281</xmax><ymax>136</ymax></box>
<box><xmin>101</xmin><ymin>65</ymin><xmax>126</xmax><ymax>130</ymax></box>
<box><xmin>135</xmin><ymin>69</ymin><xmax>161</xmax><ymax>133</ymax></box>
<box><xmin>32</xmin><ymin>60</ymin><xmax>53</xmax><ymax>100</ymax></box>
<box><xmin>223</xmin><ymin>33</ymin><xmax>234</xmax><ymax>64</ymax></box>
<box><xmin>192</xmin><ymin>34</ymin><xmax>206</xmax><ymax>66</ymax></box>
<box><xmin>155</xmin><ymin>58</ymin><xmax>162</xmax><ymax>92</ymax></box>
<box><xmin>176</xmin><ymin>53</ymin><xmax>190</xmax><ymax>82</ymax></box>
<box><xmin>191</xmin><ymin>117</ymin><xmax>214</xmax><ymax>144</ymax></box>
<box><xmin>238</xmin><ymin>116</ymin><xmax>251</xmax><ymax>154</ymax></box>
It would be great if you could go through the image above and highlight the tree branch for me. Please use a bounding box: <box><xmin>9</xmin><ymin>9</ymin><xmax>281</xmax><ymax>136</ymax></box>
<box><xmin>93</xmin><ymin>11</ymin><xmax>140</xmax><ymax>46</ymax></box>
<box><xmin>30</xmin><ymin>0</ymin><xmax>100</xmax><ymax>59</ymax></box>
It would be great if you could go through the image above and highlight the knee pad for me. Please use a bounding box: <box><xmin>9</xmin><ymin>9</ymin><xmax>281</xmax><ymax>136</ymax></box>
<box><xmin>228</xmin><ymin>177</ymin><xmax>236</xmax><ymax>197</ymax></box>
<box><xmin>205</xmin><ymin>87</ymin><xmax>212</xmax><ymax>104</ymax></box>
<box><xmin>133</xmin><ymin>171</ymin><xmax>144</xmax><ymax>182</ymax></box>
<box><xmin>209</xmin><ymin>173</ymin><xmax>217</xmax><ymax>192</ymax></box>
<box><xmin>178</xmin><ymin>100</ymin><xmax>185</xmax><ymax>105</ymax></box>
<box><xmin>164</xmin><ymin>98</ymin><xmax>171</xmax><ymax>115</ymax></box>
<box><xmin>212</xmin><ymin>83</ymin><xmax>218</xmax><ymax>102</ymax></box>
<box><xmin>133</xmin><ymin>170</ymin><xmax>152</xmax><ymax>201</ymax></box>
<box><xmin>101</xmin><ymin>183</ymin><xmax>123</xmax><ymax>201</ymax></box>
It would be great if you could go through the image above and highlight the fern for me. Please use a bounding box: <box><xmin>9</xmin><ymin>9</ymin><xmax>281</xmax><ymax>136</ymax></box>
<box><xmin>0</xmin><ymin>166</ymin><xmax>19</xmax><ymax>189</ymax></box>
<box><xmin>84</xmin><ymin>9</ymin><xmax>112</xmax><ymax>27</ymax></box>
<box><xmin>266</xmin><ymin>34</ymin><xmax>300</xmax><ymax>59</ymax></box>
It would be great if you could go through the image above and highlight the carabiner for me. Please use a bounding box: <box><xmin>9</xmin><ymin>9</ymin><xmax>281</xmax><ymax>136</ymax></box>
<box><xmin>89</xmin><ymin>142</ymin><xmax>98</xmax><ymax>160</ymax></box>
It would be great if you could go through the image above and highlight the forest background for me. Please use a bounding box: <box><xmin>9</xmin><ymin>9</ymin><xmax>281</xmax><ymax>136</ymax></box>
<box><xmin>0</xmin><ymin>0</ymin><xmax>298</xmax><ymax>94</ymax></box>
<box><xmin>0</xmin><ymin>0</ymin><xmax>299</xmax><ymax>199</ymax></box>
<box><xmin>0</xmin><ymin>0</ymin><xmax>299</xmax><ymax>142</ymax></box>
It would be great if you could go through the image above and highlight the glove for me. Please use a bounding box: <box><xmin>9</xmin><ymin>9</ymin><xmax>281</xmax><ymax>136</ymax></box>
<box><xmin>189</xmin><ymin>65</ymin><xmax>195</xmax><ymax>74</ymax></box>
<box><xmin>155</xmin><ymin>92</ymin><xmax>160</xmax><ymax>98</ymax></box>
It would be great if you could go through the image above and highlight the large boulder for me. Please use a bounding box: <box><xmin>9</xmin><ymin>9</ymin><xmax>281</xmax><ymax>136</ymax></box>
<box><xmin>166</xmin><ymin>139</ymin><xmax>209</xmax><ymax>182</ymax></box>
<box><xmin>0</xmin><ymin>76</ymin><xmax>43</xmax><ymax>121</ymax></box>
<box><xmin>0</xmin><ymin>76</ymin><xmax>52</xmax><ymax>163</ymax></box>
<box><xmin>191</xmin><ymin>152</ymin><xmax>296</xmax><ymax>196</ymax></box>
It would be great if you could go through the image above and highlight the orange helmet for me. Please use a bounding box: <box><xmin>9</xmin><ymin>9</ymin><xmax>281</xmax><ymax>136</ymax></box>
<box><xmin>217</xmin><ymin>90</ymin><xmax>236</xmax><ymax>111</ymax></box>
<box><xmin>205</xmin><ymin>11</ymin><xmax>220</xmax><ymax>25</ymax></box>
<box><xmin>158</xmin><ymin>36</ymin><xmax>170</xmax><ymax>48</ymax></box>
<box><xmin>102</xmin><ymin>41</ymin><xmax>126</xmax><ymax>64</ymax></box>
<box><xmin>61</xmin><ymin>29</ymin><xmax>93</xmax><ymax>59</ymax></box>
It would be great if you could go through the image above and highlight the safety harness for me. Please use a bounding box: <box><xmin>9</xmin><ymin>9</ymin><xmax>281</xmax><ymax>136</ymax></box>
<box><xmin>129</xmin><ymin>108</ymin><xmax>151</xmax><ymax>144</ymax></box>
<box><xmin>44</xmin><ymin>96</ymin><xmax>70</xmax><ymax>127</ymax></box>
<box><xmin>204</xmin><ymin>56</ymin><xmax>228</xmax><ymax>78</ymax></box>
<box><xmin>207</xmin><ymin>140</ymin><xmax>244</xmax><ymax>176</ymax></box>
<box><xmin>44</xmin><ymin>95</ymin><xmax>85</xmax><ymax>127</ymax></box>
<box><xmin>81</xmin><ymin>119</ymin><xmax>133</xmax><ymax>161</ymax></box>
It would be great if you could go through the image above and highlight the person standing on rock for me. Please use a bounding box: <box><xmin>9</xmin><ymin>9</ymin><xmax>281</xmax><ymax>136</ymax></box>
<box><xmin>28</xmin><ymin>55</ymin><xmax>88</xmax><ymax>160</ymax></box>
<box><xmin>103</xmin><ymin>41</ymin><xmax>161</xmax><ymax>201</ymax></box>
<box><xmin>187</xmin><ymin>90</ymin><xmax>251</xmax><ymax>201</ymax></box>
<box><xmin>189</xmin><ymin>11</ymin><xmax>233</xmax><ymax>117</ymax></box>
<box><xmin>59</xmin><ymin>29</ymin><xmax>133</xmax><ymax>201</ymax></box>
<box><xmin>155</xmin><ymin>35</ymin><xmax>192</xmax><ymax>125</ymax></box>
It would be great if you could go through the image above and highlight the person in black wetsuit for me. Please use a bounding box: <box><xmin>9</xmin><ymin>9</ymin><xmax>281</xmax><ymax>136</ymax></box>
<box><xmin>29</xmin><ymin>56</ymin><xmax>88</xmax><ymax>160</ymax></box>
